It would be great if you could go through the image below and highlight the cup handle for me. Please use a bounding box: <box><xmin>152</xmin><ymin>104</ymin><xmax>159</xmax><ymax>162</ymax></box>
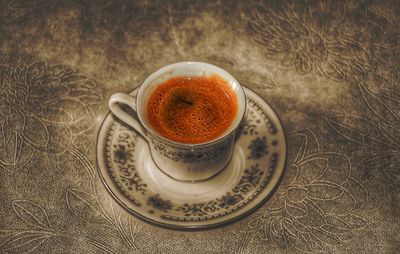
<box><xmin>109</xmin><ymin>93</ymin><xmax>148</xmax><ymax>141</ymax></box>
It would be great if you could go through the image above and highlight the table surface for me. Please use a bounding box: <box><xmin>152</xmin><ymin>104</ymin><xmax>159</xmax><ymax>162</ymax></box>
<box><xmin>0</xmin><ymin>0</ymin><xmax>399</xmax><ymax>253</ymax></box>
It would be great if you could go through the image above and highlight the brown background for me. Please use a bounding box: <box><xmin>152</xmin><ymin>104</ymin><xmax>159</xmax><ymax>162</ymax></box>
<box><xmin>0</xmin><ymin>0</ymin><xmax>399</xmax><ymax>253</ymax></box>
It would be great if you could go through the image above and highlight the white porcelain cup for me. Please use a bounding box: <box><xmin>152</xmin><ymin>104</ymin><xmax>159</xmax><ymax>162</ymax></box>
<box><xmin>109</xmin><ymin>62</ymin><xmax>246</xmax><ymax>182</ymax></box>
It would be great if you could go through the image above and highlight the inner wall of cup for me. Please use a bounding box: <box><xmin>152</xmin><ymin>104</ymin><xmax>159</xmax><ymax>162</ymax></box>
<box><xmin>136</xmin><ymin>62</ymin><xmax>246</xmax><ymax>144</ymax></box>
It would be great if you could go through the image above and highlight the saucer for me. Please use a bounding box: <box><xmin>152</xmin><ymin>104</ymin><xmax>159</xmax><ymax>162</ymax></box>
<box><xmin>96</xmin><ymin>87</ymin><xmax>286</xmax><ymax>230</ymax></box>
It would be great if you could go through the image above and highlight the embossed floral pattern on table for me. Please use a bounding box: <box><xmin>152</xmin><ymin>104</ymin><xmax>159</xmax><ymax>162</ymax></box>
<box><xmin>248</xmin><ymin>0</ymin><xmax>394</xmax><ymax>81</ymax></box>
<box><xmin>327</xmin><ymin>81</ymin><xmax>400</xmax><ymax>184</ymax></box>
<box><xmin>0</xmin><ymin>198</ymin><xmax>142</xmax><ymax>253</ymax></box>
<box><xmin>0</xmin><ymin>0</ymin><xmax>398</xmax><ymax>253</ymax></box>
<box><xmin>0</xmin><ymin>53</ymin><xmax>102</xmax><ymax>168</ymax></box>
<box><xmin>247</xmin><ymin>130</ymin><xmax>368</xmax><ymax>252</ymax></box>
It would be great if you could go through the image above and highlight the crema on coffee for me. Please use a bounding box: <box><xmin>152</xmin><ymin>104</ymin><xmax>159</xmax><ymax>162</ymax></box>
<box><xmin>146</xmin><ymin>75</ymin><xmax>238</xmax><ymax>144</ymax></box>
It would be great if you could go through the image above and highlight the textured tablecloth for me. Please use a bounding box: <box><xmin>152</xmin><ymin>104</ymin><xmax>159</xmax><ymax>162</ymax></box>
<box><xmin>0</xmin><ymin>0</ymin><xmax>399</xmax><ymax>253</ymax></box>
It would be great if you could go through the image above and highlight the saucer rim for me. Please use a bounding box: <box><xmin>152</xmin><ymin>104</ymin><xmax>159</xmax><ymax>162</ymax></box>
<box><xmin>96</xmin><ymin>85</ymin><xmax>288</xmax><ymax>231</ymax></box>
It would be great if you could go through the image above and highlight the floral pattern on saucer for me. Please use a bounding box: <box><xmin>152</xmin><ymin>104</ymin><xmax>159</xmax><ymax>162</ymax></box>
<box><xmin>97</xmin><ymin>87</ymin><xmax>286</xmax><ymax>229</ymax></box>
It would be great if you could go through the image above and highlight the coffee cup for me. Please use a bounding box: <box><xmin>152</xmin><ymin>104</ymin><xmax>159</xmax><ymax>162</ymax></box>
<box><xmin>109</xmin><ymin>62</ymin><xmax>246</xmax><ymax>182</ymax></box>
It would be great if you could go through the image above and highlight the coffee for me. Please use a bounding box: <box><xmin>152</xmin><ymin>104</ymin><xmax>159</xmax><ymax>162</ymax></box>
<box><xmin>147</xmin><ymin>75</ymin><xmax>238</xmax><ymax>144</ymax></box>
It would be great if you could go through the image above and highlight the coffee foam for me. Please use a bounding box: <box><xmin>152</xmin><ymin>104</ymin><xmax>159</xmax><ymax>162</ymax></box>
<box><xmin>147</xmin><ymin>75</ymin><xmax>237</xmax><ymax>144</ymax></box>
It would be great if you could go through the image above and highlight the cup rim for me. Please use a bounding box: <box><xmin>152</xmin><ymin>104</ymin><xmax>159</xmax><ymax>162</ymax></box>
<box><xmin>136</xmin><ymin>61</ymin><xmax>246</xmax><ymax>147</ymax></box>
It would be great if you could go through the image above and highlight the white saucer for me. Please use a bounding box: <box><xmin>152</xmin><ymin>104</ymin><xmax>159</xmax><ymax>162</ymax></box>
<box><xmin>96</xmin><ymin>87</ymin><xmax>286</xmax><ymax>230</ymax></box>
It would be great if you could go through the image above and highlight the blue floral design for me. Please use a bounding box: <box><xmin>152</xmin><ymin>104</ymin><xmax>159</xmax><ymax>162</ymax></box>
<box><xmin>248</xmin><ymin>137</ymin><xmax>268</xmax><ymax>160</ymax></box>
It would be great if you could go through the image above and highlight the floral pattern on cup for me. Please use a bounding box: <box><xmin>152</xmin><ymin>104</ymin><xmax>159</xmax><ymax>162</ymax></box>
<box><xmin>149</xmin><ymin>135</ymin><xmax>232</xmax><ymax>163</ymax></box>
